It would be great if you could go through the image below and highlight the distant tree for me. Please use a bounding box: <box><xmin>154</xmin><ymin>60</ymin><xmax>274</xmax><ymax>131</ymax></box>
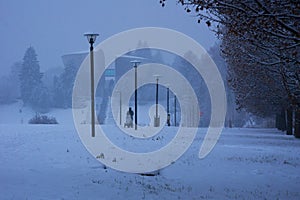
<box><xmin>52</xmin><ymin>75</ymin><xmax>65</xmax><ymax>108</ymax></box>
<box><xmin>169</xmin><ymin>51</ymin><xmax>211</xmax><ymax>126</ymax></box>
<box><xmin>208</xmin><ymin>43</ymin><xmax>248</xmax><ymax>127</ymax></box>
<box><xmin>31</xmin><ymin>83</ymin><xmax>52</xmax><ymax>113</ymax></box>
<box><xmin>0</xmin><ymin>62</ymin><xmax>22</xmax><ymax>104</ymax></box>
<box><xmin>19</xmin><ymin>46</ymin><xmax>45</xmax><ymax>110</ymax></box>
<box><xmin>9</xmin><ymin>61</ymin><xmax>22</xmax><ymax>99</ymax></box>
<box><xmin>52</xmin><ymin>60</ymin><xmax>78</xmax><ymax>108</ymax></box>
<box><xmin>42</xmin><ymin>67</ymin><xmax>63</xmax><ymax>90</ymax></box>
<box><xmin>0</xmin><ymin>76</ymin><xmax>15</xmax><ymax>104</ymax></box>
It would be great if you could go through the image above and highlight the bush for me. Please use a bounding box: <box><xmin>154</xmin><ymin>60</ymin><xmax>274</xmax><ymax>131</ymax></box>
<box><xmin>28</xmin><ymin>113</ymin><xmax>58</xmax><ymax>124</ymax></box>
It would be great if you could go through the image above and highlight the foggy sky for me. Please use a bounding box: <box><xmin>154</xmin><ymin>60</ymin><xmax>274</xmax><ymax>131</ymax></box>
<box><xmin>0</xmin><ymin>0</ymin><xmax>216</xmax><ymax>75</ymax></box>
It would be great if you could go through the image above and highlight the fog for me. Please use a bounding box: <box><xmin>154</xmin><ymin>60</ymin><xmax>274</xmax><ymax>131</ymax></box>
<box><xmin>0</xmin><ymin>0</ymin><xmax>216</xmax><ymax>75</ymax></box>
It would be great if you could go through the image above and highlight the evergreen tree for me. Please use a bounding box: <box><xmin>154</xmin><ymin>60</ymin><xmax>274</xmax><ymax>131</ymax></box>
<box><xmin>0</xmin><ymin>76</ymin><xmax>15</xmax><ymax>104</ymax></box>
<box><xmin>52</xmin><ymin>59</ymin><xmax>79</xmax><ymax>108</ymax></box>
<box><xmin>31</xmin><ymin>83</ymin><xmax>51</xmax><ymax>113</ymax></box>
<box><xmin>9</xmin><ymin>61</ymin><xmax>22</xmax><ymax>99</ymax></box>
<box><xmin>52</xmin><ymin>75</ymin><xmax>64</xmax><ymax>108</ymax></box>
<box><xmin>19</xmin><ymin>46</ymin><xmax>43</xmax><ymax>107</ymax></box>
<box><xmin>0</xmin><ymin>62</ymin><xmax>22</xmax><ymax>104</ymax></box>
<box><xmin>61</xmin><ymin>60</ymin><xmax>77</xmax><ymax>107</ymax></box>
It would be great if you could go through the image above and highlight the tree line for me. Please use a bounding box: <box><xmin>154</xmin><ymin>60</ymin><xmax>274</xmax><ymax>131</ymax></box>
<box><xmin>0</xmin><ymin>46</ymin><xmax>80</xmax><ymax>113</ymax></box>
<box><xmin>160</xmin><ymin>0</ymin><xmax>299</xmax><ymax>137</ymax></box>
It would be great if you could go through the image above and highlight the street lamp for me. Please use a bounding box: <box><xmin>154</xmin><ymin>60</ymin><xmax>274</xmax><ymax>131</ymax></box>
<box><xmin>84</xmin><ymin>32</ymin><xmax>99</xmax><ymax>137</ymax></box>
<box><xmin>131</xmin><ymin>60</ymin><xmax>141</xmax><ymax>130</ymax></box>
<box><xmin>153</xmin><ymin>74</ymin><xmax>161</xmax><ymax>127</ymax></box>
<box><xmin>174</xmin><ymin>94</ymin><xmax>177</xmax><ymax>127</ymax></box>
<box><xmin>166</xmin><ymin>85</ymin><xmax>170</xmax><ymax>126</ymax></box>
<box><xmin>116</xmin><ymin>90</ymin><xmax>122</xmax><ymax>126</ymax></box>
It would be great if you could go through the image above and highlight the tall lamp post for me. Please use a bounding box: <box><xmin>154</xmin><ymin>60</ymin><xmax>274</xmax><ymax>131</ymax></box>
<box><xmin>174</xmin><ymin>94</ymin><xmax>177</xmax><ymax>127</ymax></box>
<box><xmin>84</xmin><ymin>33</ymin><xmax>99</xmax><ymax>137</ymax></box>
<box><xmin>116</xmin><ymin>90</ymin><xmax>122</xmax><ymax>126</ymax></box>
<box><xmin>154</xmin><ymin>75</ymin><xmax>161</xmax><ymax>127</ymax></box>
<box><xmin>166</xmin><ymin>85</ymin><xmax>170</xmax><ymax>126</ymax></box>
<box><xmin>131</xmin><ymin>60</ymin><xmax>141</xmax><ymax>130</ymax></box>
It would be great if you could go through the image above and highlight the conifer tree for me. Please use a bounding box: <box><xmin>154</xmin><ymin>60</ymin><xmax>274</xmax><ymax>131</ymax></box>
<box><xmin>19</xmin><ymin>46</ymin><xmax>43</xmax><ymax>107</ymax></box>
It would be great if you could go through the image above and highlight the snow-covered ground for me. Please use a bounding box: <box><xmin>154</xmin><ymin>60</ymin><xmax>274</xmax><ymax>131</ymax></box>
<box><xmin>0</xmin><ymin>103</ymin><xmax>300</xmax><ymax>199</ymax></box>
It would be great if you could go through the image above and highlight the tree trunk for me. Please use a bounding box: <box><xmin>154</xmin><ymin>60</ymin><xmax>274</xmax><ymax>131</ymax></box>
<box><xmin>286</xmin><ymin>108</ymin><xmax>293</xmax><ymax>135</ymax></box>
<box><xmin>276</xmin><ymin>108</ymin><xmax>286</xmax><ymax>131</ymax></box>
<box><xmin>294</xmin><ymin>109</ymin><xmax>300</xmax><ymax>138</ymax></box>
<box><xmin>275</xmin><ymin>113</ymin><xmax>280</xmax><ymax>130</ymax></box>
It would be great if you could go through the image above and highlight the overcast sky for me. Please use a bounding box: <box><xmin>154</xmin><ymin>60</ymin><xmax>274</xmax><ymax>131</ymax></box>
<box><xmin>0</xmin><ymin>0</ymin><xmax>217</xmax><ymax>75</ymax></box>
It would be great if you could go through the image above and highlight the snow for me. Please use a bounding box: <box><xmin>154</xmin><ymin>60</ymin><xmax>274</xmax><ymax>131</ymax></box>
<box><xmin>0</xmin><ymin>103</ymin><xmax>300</xmax><ymax>199</ymax></box>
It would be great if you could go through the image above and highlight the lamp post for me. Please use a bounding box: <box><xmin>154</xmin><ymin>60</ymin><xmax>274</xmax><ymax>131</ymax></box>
<box><xmin>131</xmin><ymin>60</ymin><xmax>141</xmax><ymax>130</ymax></box>
<box><xmin>154</xmin><ymin>75</ymin><xmax>161</xmax><ymax>127</ymax></box>
<box><xmin>174</xmin><ymin>94</ymin><xmax>177</xmax><ymax>127</ymax></box>
<box><xmin>166</xmin><ymin>86</ymin><xmax>170</xmax><ymax>126</ymax></box>
<box><xmin>116</xmin><ymin>90</ymin><xmax>122</xmax><ymax>126</ymax></box>
<box><xmin>84</xmin><ymin>33</ymin><xmax>99</xmax><ymax>137</ymax></box>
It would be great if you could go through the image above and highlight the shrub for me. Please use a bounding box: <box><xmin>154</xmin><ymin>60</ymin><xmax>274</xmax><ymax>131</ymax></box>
<box><xmin>28</xmin><ymin>113</ymin><xmax>58</xmax><ymax>124</ymax></box>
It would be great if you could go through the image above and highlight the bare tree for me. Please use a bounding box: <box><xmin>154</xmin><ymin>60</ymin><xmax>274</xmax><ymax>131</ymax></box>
<box><xmin>161</xmin><ymin>0</ymin><xmax>300</xmax><ymax>137</ymax></box>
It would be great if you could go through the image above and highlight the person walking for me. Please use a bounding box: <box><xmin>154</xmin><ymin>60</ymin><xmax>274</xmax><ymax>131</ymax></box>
<box><xmin>125</xmin><ymin>107</ymin><xmax>134</xmax><ymax>128</ymax></box>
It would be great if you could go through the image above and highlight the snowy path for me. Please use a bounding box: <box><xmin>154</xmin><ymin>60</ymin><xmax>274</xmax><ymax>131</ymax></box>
<box><xmin>0</xmin><ymin>125</ymin><xmax>300</xmax><ymax>199</ymax></box>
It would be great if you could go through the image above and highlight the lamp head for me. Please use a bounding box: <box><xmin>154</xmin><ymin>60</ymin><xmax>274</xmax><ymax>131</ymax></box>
<box><xmin>84</xmin><ymin>33</ymin><xmax>99</xmax><ymax>44</ymax></box>
<box><xmin>130</xmin><ymin>60</ymin><xmax>141</xmax><ymax>67</ymax></box>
